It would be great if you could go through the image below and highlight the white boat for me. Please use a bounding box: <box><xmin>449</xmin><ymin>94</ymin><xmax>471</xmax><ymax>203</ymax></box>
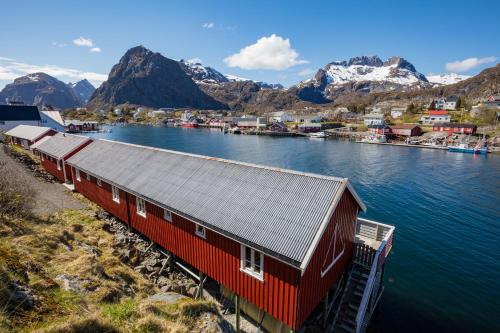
<box><xmin>360</xmin><ymin>135</ymin><xmax>387</xmax><ymax>143</ymax></box>
<box><xmin>309</xmin><ymin>131</ymin><xmax>328</xmax><ymax>138</ymax></box>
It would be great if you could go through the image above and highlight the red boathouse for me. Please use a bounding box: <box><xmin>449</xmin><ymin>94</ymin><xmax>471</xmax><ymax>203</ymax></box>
<box><xmin>432</xmin><ymin>123</ymin><xmax>477</xmax><ymax>135</ymax></box>
<box><xmin>32</xmin><ymin>133</ymin><xmax>92</xmax><ymax>183</ymax></box>
<box><xmin>66</xmin><ymin>139</ymin><xmax>369</xmax><ymax>332</ymax></box>
<box><xmin>4</xmin><ymin>124</ymin><xmax>56</xmax><ymax>149</ymax></box>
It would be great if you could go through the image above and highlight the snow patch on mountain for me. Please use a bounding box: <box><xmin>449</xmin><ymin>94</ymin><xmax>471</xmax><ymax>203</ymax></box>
<box><xmin>427</xmin><ymin>73</ymin><xmax>471</xmax><ymax>85</ymax></box>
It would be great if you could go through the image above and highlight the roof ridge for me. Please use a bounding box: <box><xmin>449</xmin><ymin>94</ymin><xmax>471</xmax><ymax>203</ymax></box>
<box><xmin>98</xmin><ymin>138</ymin><xmax>348</xmax><ymax>183</ymax></box>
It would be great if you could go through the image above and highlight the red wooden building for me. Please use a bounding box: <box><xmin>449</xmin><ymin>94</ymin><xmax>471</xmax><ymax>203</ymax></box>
<box><xmin>67</xmin><ymin>139</ymin><xmax>368</xmax><ymax>332</ymax></box>
<box><xmin>367</xmin><ymin>124</ymin><xmax>392</xmax><ymax>135</ymax></box>
<box><xmin>428</xmin><ymin>110</ymin><xmax>448</xmax><ymax>116</ymax></box>
<box><xmin>432</xmin><ymin>123</ymin><xmax>477</xmax><ymax>135</ymax></box>
<box><xmin>32</xmin><ymin>133</ymin><xmax>92</xmax><ymax>183</ymax></box>
<box><xmin>4</xmin><ymin>124</ymin><xmax>56</xmax><ymax>149</ymax></box>
<box><xmin>390</xmin><ymin>124</ymin><xmax>422</xmax><ymax>137</ymax></box>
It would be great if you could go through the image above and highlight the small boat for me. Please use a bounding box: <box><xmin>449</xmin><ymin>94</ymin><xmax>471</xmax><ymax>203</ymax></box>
<box><xmin>309</xmin><ymin>131</ymin><xmax>328</xmax><ymax>139</ymax></box>
<box><xmin>360</xmin><ymin>135</ymin><xmax>387</xmax><ymax>143</ymax></box>
<box><xmin>229</xmin><ymin>127</ymin><xmax>241</xmax><ymax>134</ymax></box>
<box><xmin>447</xmin><ymin>143</ymin><xmax>488</xmax><ymax>154</ymax></box>
<box><xmin>181</xmin><ymin>121</ymin><xmax>199</xmax><ymax>128</ymax></box>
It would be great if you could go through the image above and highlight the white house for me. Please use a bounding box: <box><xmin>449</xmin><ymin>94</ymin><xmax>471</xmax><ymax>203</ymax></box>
<box><xmin>0</xmin><ymin>104</ymin><xmax>42</xmax><ymax>133</ymax></box>
<box><xmin>420</xmin><ymin>114</ymin><xmax>451</xmax><ymax>125</ymax></box>
<box><xmin>434</xmin><ymin>98</ymin><xmax>447</xmax><ymax>110</ymax></box>
<box><xmin>444</xmin><ymin>96</ymin><xmax>459</xmax><ymax>110</ymax></box>
<box><xmin>237</xmin><ymin>117</ymin><xmax>267</xmax><ymax>129</ymax></box>
<box><xmin>390</xmin><ymin>107</ymin><xmax>405</xmax><ymax>119</ymax></box>
<box><xmin>294</xmin><ymin>115</ymin><xmax>321</xmax><ymax>123</ymax></box>
<box><xmin>268</xmin><ymin>111</ymin><xmax>293</xmax><ymax>123</ymax></box>
<box><xmin>40</xmin><ymin>110</ymin><xmax>65</xmax><ymax>132</ymax></box>
<box><xmin>363</xmin><ymin>113</ymin><xmax>385</xmax><ymax>126</ymax></box>
<box><xmin>148</xmin><ymin>110</ymin><xmax>167</xmax><ymax>117</ymax></box>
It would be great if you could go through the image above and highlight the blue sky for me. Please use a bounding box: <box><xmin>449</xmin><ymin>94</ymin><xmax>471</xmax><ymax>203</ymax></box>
<box><xmin>0</xmin><ymin>0</ymin><xmax>498</xmax><ymax>89</ymax></box>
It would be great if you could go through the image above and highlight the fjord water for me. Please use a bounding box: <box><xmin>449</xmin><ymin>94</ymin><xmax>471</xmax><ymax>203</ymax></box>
<box><xmin>89</xmin><ymin>126</ymin><xmax>500</xmax><ymax>333</ymax></box>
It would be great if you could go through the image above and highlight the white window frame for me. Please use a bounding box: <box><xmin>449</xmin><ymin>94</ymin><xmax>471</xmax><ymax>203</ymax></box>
<box><xmin>41</xmin><ymin>153</ymin><xmax>44</xmax><ymax>161</ymax></box>
<box><xmin>164</xmin><ymin>209</ymin><xmax>173</xmax><ymax>222</ymax></box>
<box><xmin>111</xmin><ymin>185</ymin><xmax>120</xmax><ymax>203</ymax></box>
<box><xmin>97</xmin><ymin>178</ymin><xmax>102</xmax><ymax>187</ymax></box>
<box><xmin>57</xmin><ymin>159</ymin><xmax>61</xmax><ymax>171</ymax></box>
<box><xmin>240</xmin><ymin>245</ymin><xmax>264</xmax><ymax>281</ymax></box>
<box><xmin>75</xmin><ymin>168</ymin><xmax>81</xmax><ymax>181</ymax></box>
<box><xmin>136</xmin><ymin>197</ymin><xmax>146</xmax><ymax>218</ymax></box>
<box><xmin>195</xmin><ymin>224</ymin><xmax>206</xmax><ymax>239</ymax></box>
<box><xmin>86</xmin><ymin>173</ymin><xmax>91</xmax><ymax>181</ymax></box>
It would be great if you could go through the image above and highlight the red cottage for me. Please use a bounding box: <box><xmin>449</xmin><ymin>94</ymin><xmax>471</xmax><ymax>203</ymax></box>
<box><xmin>67</xmin><ymin>139</ymin><xmax>394</xmax><ymax>333</ymax></box>
<box><xmin>32</xmin><ymin>133</ymin><xmax>92</xmax><ymax>183</ymax></box>
<box><xmin>4</xmin><ymin>124</ymin><xmax>56</xmax><ymax>149</ymax></box>
<box><xmin>432</xmin><ymin>123</ymin><xmax>477</xmax><ymax>135</ymax></box>
<box><xmin>390</xmin><ymin>124</ymin><xmax>422</xmax><ymax>137</ymax></box>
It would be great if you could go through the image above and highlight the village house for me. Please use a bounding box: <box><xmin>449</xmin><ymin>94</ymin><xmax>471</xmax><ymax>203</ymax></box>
<box><xmin>237</xmin><ymin>117</ymin><xmax>267</xmax><ymax>129</ymax></box>
<box><xmin>432</xmin><ymin>123</ymin><xmax>477</xmax><ymax>135</ymax></box>
<box><xmin>434</xmin><ymin>97</ymin><xmax>447</xmax><ymax>110</ymax></box>
<box><xmin>294</xmin><ymin>115</ymin><xmax>321</xmax><ymax>123</ymax></box>
<box><xmin>64</xmin><ymin>119</ymin><xmax>100</xmax><ymax>133</ymax></box>
<box><xmin>269</xmin><ymin>122</ymin><xmax>288</xmax><ymax>132</ymax></box>
<box><xmin>444</xmin><ymin>96</ymin><xmax>459</xmax><ymax>110</ymax></box>
<box><xmin>4</xmin><ymin>124</ymin><xmax>56</xmax><ymax>149</ymax></box>
<box><xmin>390</xmin><ymin>107</ymin><xmax>406</xmax><ymax>119</ymax></box>
<box><xmin>363</xmin><ymin>113</ymin><xmax>385</xmax><ymax>126</ymax></box>
<box><xmin>65</xmin><ymin>139</ymin><xmax>394</xmax><ymax>333</ymax></box>
<box><xmin>32</xmin><ymin>132</ymin><xmax>92</xmax><ymax>183</ymax></box>
<box><xmin>268</xmin><ymin>111</ymin><xmax>294</xmax><ymax>123</ymax></box>
<box><xmin>367</xmin><ymin>124</ymin><xmax>392</xmax><ymax>135</ymax></box>
<box><xmin>485</xmin><ymin>95</ymin><xmax>500</xmax><ymax>109</ymax></box>
<box><xmin>390</xmin><ymin>124</ymin><xmax>422</xmax><ymax>137</ymax></box>
<box><xmin>298</xmin><ymin>122</ymin><xmax>322</xmax><ymax>133</ymax></box>
<box><xmin>420</xmin><ymin>110</ymin><xmax>451</xmax><ymax>125</ymax></box>
<box><xmin>0</xmin><ymin>104</ymin><xmax>42</xmax><ymax>132</ymax></box>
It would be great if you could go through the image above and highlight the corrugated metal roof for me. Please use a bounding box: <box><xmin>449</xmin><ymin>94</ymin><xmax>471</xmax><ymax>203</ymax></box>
<box><xmin>67</xmin><ymin>139</ymin><xmax>363</xmax><ymax>267</ymax></box>
<box><xmin>5</xmin><ymin>125</ymin><xmax>52</xmax><ymax>141</ymax></box>
<box><xmin>33</xmin><ymin>133</ymin><xmax>91</xmax><ymax>159</ymax></box>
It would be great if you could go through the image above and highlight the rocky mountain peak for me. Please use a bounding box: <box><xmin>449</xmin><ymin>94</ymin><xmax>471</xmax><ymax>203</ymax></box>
<box><xmin>348</xmin><ymin>55</ymin><xmax>383</xmax><ymax>67</ymax></box>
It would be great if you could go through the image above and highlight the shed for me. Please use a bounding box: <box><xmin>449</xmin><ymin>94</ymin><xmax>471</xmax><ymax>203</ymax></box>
<box><xmin>33</xmin><ymin>133</ymin><xmax>92</xmax><ymax>183</ymax></box>
<box><xmin>432</xmin><ymin>123</ymin><xmax>477</xmax><ymax>135</ymax></box>
<box><xmin>390</xmin><ymin>124</ymin><xmax>422</xmax><ymax>137</ymax></box>
<box><xmin>4</xmin><ymin>124</ymin><xmax>56</xmax><ymax>149</ymax></box>
<box><xmin>67</xmin><ymin>139</ymin><xmax>366</xmax><ymax>331</ymax></box>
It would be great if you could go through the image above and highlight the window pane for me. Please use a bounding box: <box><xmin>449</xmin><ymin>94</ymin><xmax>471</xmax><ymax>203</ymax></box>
<box><xmin>245</xmin><ymin>247</ymin><xmax>252</xmax><ymax>268</ymax></box>
<box><xmin>254</xmin><ymin>251</ymin><xmax>261</xmax><ymax>272</ymax></box>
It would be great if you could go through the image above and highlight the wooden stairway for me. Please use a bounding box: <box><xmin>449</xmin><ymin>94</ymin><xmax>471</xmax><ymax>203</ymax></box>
<box><xmin>331</xmin><ymin>264</ymin><xmax>370</xmax><ymax>333</ymax></box>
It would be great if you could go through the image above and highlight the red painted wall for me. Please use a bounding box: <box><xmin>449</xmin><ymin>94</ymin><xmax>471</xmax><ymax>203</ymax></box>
<box><xmin>41</xmin><ymin>155</ymin><xmax>65</xmax><ymax>182</ymax></box>
<box><xmin>295</xmin><ymin>191</ymin><xmax>358</xmax><ymax>327</ymax></box>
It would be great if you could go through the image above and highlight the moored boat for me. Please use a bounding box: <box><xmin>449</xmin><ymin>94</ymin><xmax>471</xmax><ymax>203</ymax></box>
<box><xmin>360</xmin><ymin>134</ymin><xmax>387</xmax><ymax>143</ymax></box>
<box><xmin>447</xmin><ymin>143</ymin><xmax>488</xmax><ymax>154</ymax></box>
<box><xmin>309</xmin><ymin>131</ymin><xmax>328</xmax><ymax>138</ymax></box>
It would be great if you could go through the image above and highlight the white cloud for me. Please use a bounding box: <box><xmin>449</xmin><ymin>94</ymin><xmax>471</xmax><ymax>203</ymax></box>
<box><xmin>90</xmin><ymin>47</ymin><xmax>101</xmax><ymax>53</ymax></box>
<box><xmin>202</xmin><ymin>22</ymin><xmax>214</xmax><ymax>29</ymax></box>
<box><xmin>73</xmin><ymin>36</ymin><xmax>94</xmax><ymax>47</ymax></box>
<box><xmin>0</xmin><ymin>56</ymin><xmax>107</xmax><ymax>88</ymax></box>
<box><xmin>445</xmin><ymin>56</ymin><xmax>497</xmax><ymax>72</ymax></box>
<box><xmin>224</xmin><ymin>34</ymin><xmax>308</xmax><ymax>70</ymax></box>
<box><xmin>298</xmin><ymin>68</ymin><xmax>315</xmax><ymax>77</ymax></box>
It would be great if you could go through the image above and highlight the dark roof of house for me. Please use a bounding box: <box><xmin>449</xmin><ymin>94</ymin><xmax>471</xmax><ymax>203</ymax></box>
<box><xmin>434</xmin><ymin>123</ymin><xmax>477</xmax><ymax>128</ymax></box>
<box><xmin>0</xmin><ymin>105</ymin><xmax>41</xmax><ymax>121</ymax></box>
<box><xmin>67</xmin><ymin>139</ymin><xmax>366</xmax><ymax>269</ymax></box>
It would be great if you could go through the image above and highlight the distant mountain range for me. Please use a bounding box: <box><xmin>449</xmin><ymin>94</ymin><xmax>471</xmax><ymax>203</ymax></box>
<box><xmin>0</xmin><ymin>46</ymin><xmax>496</xmax><ymax>111</ymax></box>
<box><xmin>0</xmin><ymin>73</ymin><xmax>94</xmax><ymax>109</ymax></box>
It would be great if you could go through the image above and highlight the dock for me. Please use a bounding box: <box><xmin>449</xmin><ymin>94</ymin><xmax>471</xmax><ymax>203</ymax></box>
<box><xmin>355</xmin><ymin>141</ymin><xmax>448</xmax><ymax>150</ymax></box>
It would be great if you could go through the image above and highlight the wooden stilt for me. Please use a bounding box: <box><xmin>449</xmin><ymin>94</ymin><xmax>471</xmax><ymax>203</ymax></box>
<box><xmin>235</xmin><ymin>294</ymin><xmax>240</xmax><ymax>332</ymax></box>
<box><xmin>323</xmin><ymin>292</ymin><xmax>329</xmax><ymax>328</ymax></box>
<box><xmin>197</xmin><ymin>272</ymin><xmax>205</xmax><ymax>299</ymax></box>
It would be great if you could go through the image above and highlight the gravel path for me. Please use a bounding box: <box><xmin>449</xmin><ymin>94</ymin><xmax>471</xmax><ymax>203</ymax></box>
<box><xmin>0</xmin><ymin>144</ymin><xmax>84</xmax><ymax>216</ymax></box>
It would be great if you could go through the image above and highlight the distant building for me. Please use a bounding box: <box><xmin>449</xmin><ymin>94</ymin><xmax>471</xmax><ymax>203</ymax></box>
<box><xmin>367</xmin><ymin>124</ymin><xmax>391</xmax><ymax>135</ymax></box>
<box><xmin>434</xmin><ymin>98</ymin><xmax>447</xmax><ymax>110</ymax></box>
<box><xmin>420</xmin><ymin>111</ymin><xmax>451</xmax><ymax>125</ymax></box>
<box><xmin>298</xmin><ymin>122</ymin><xmax>322</xmax><ymax>133</ymax></box>
<box><xmin>0</xmin><ymin>104</ymin><xmax>42</xmax><ymax>132</ymax></box>
<box><xmin>268</xmin><ymin>111</ymin><xmax>293</xmax><ymax>123</ymax></box>
<box><xmin>390</xmin><ymin>107</ymin><xmax>406</xmax><ymax>119</ymax></box>
<box><xmin>237</xmin><ymin>117</ymin><xmax>267</xmax><ymax>129</ymax></box>
<box><xmin>294</xmin><ymin>115</ymin><xmax>321</xmax><ymax>123</ymax></box>
<box><xmin>390</xmin><ymin>124</ymin><xmax>422</xmax><ymax>137</ymax></box>
<box><xmin>64</xmin><ymin>119</ymin><xmax>100</xmax><ymax>133</ymax></box>
<box><xmin>269</xmin><ymin>122</ymin><xmax>288</xmax><ymax>132</ymax></box>
<box><xmin>444</xmin><ymin>96</ymin><xmax>459</xmax><ymax>110</ymax></box>
<box><xmin>485</xmin><ymin>95</ymin><xmax>500</xmax><ymax>109</ymax></box>
<box><xmin>432</xmin><ymin>123</ymin><xmax>477</xmax><ymax>135</ymax></box>
<box><xmin>148</xmin><ymin>110</ymin><xmax>167</xmax><ymax>117</ymax></box>
<box><xmin>363</xmin><ymin>113</ymin><xmax>385</xmax><ymax>126</ymax></box>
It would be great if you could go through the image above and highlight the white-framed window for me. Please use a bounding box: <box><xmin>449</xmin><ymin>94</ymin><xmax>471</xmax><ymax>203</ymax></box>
<box><xmin>240</xmin><ymin>245</ymin><xmax>264</xmax><ymax>281</ymax></box>
<box><xmin>57</xmin><ymin>159</ymin><xmax>61</xmax><ymax>170</ymax></box>
<box><xmin>195</xmin><ymin>224</ymin><xmax>206</xmax><ymax>238</ymax></box>
<box><xmin>97</xmin><ymin>178</ymin><xmax>102</xmax><ymax>187</ymax></box>
<box><xmin>86</xmin><ymin>173</ymin><xmax>91</xmax><ymax>181</ymax></box>
<box><xmin>164</xmin><ymin>209</ymin><xmax>172</xmax><ymax>222</ymax></box>
<box><xmin>136</xmin><ymin>197</ymin><xmax>146</xmax><ymax>217</ymax></box>
<box><xmin>75</xmin><ymin>168</ymin><xmax>81</xmax><ymax>181</ymax></box>
<box><xmin>41</xmin><ymin>153</ymin><xmax>45</xmax><ymax>161</ymax></box>
<box><xmin>112</xmin><ymin>185</ymin><xmax>120</xmax><ymax>203</ymax></box>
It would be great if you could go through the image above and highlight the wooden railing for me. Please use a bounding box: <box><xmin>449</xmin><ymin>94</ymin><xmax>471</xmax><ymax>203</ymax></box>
<box><xmin>354</xmin><ymin>218</ymin><xmax>395</xmax><ymax>333</ymax></box>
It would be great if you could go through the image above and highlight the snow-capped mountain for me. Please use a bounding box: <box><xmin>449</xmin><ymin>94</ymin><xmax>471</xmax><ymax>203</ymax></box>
<box><xmin>427</xmin><ymin>73</ymin><xmax>471</xmax><ymax>86</ymax></box>
<box><xmin>68</xmin><ymin>79</ymin><xmax>95</xmax><ymax>103</ymax></box>
<box><xmin>294</xmin><ymin>56</ymin><xmax>430</xmax><ymax>103</ymax></box>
